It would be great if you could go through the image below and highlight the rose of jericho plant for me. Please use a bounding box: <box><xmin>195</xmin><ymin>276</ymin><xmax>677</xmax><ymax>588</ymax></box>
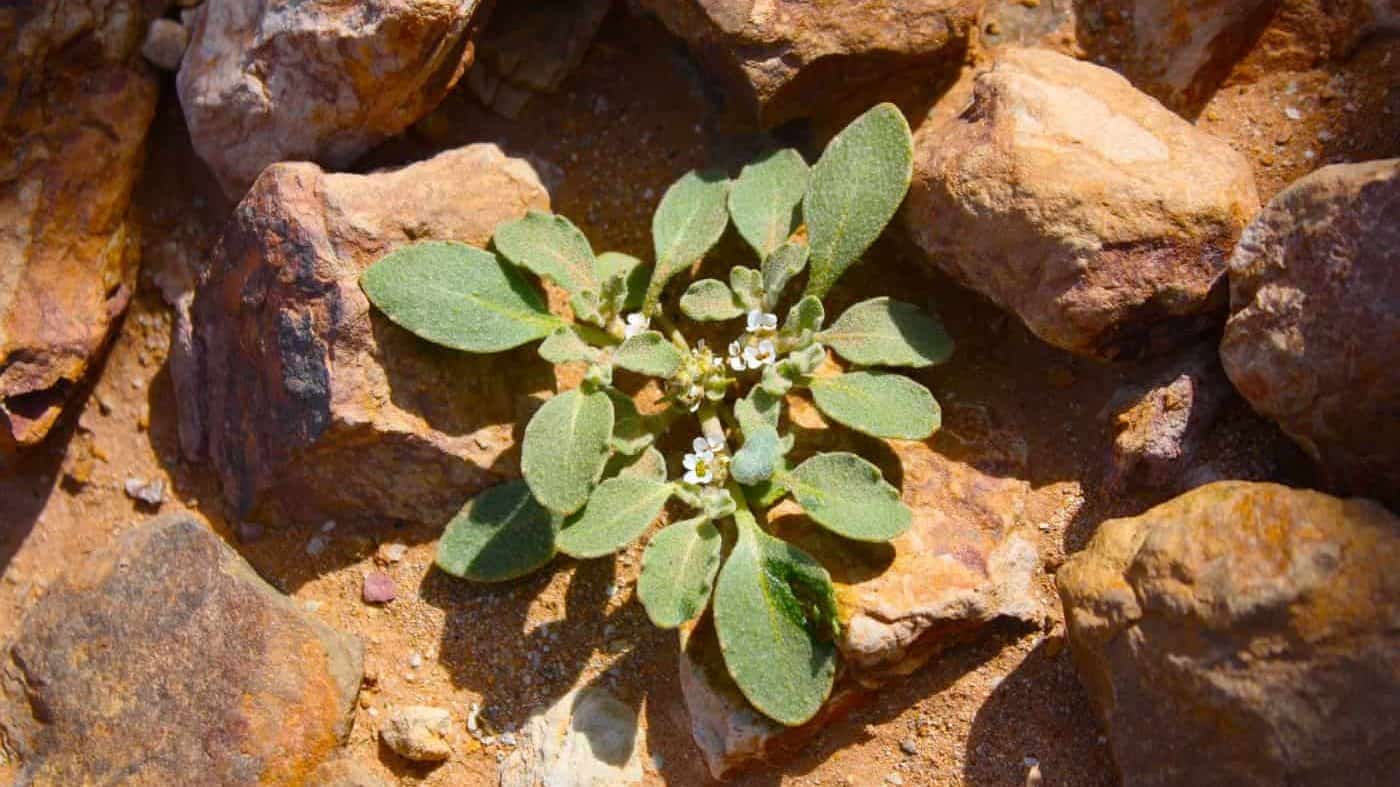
<box><xmin>359</xmin><ymin>104</ymin><xmax>953</xmax><ymax>726</ymax></box>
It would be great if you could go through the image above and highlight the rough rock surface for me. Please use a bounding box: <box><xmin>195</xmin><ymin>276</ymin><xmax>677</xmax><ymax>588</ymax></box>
<box><xmin>635</xmin><ymin>0</ymin><xmax>979</xmax><ymax>127</ymax></box>
<box><xmin>467</xmin><ymin>0</ymin><xmax>611</xmax><ymax>118</ymax></box>
<box><xmin>1057</xmin><ymin>482</ymin><xmax>1400</xmax><ymax>787</ymax></box>
<box><xmin>0</xmin><ymin>0</ymin><xmax>162</xmax><ymax>454</ymax></box>
<box><xmin>380</xmin><ymin>705</ymin><xmax>453</xmax><ymax>762</ymax></box>
<box><xmin>499</xmin><ymin>686</ymin><xmax>644</xmax><ymax>787</ymax></box>
<box><xmin>904</xmin><ymin>47</ymin><xmax>1259</xmax><ymax>361</ymax></box>
<box><xmin>1221</xmin><ymin>159</ymin><xmax>1399</xmax><ymax>507</ymax></box>
<box><xmin>0</xmin><ymin>515</ymin><xmax>363</xmax><ymax>785</ymax></box>
<box><xmin>1102</xmin><ymin>345</ymin><xmax>1232</xmax><ymax>492</ymax></box>
<box><xmin>173</xmin><ymin>143</ymin><xmax>551</xmax><ymax>525</ymax></box>
<box><xmin>679</xmin><ymin>399</ymin><xmax>1050</xmax><ymax>777</ymax></box>
<box><xmin>178</xmin><ymin>0</ymin><xmax>488</xmax><ymax>198</ymax></box>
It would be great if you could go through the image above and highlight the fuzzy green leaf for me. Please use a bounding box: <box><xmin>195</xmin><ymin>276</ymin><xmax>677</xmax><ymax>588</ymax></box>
<box><xmin>493</xmin><ymin>211</ymin><xmax>600</xmax><ymax>295</ymax></box>
<box><xmin>597</xmin><ymin>251</ymin><xmax>649</xmax><ymax>311</ymax></box>
<box><xmin>782</xmin><ymin>295</ymin><xmax>825</xmax><ymax>345</ymax></box>
<box><xmin>729</xmin><ymin>266</ymin><xmax>765</xmax><ymax>311</ymax></box>
<box><xmin>786</xmin><ymin>452</ymin><xmax>910</xmax><ymax>541</ymax></box>
<box><xmin>605</xmin><ymin>390</ymin><xmax>653</xmax><ymax>456</ymax></box>
<box><xmin>714</xmin><ymin>515</ymin><xmax>838</xmax><ymax>726</ymax></box>
<box><xmin>680</xmin><ymin>279</ymin><xmax>744</xmax><ymax>321</ymax></box>
<box><xmin>538</xmin><ymin>328</ymin><xmax>596</xmax><ymax>364</ymax></box>
<box><xmin>803</xmin><ymin>104</ymin><xmax>914</xmax><ymax>298</ymax></box>
<box><xmin>605</xmin><ymin>444</ymin><xmax>667</xmax><ymax>481</ymax></box>
<box><xmin>736</xmin><ymin>390</ymin><xmax>781</xmax><ymax>433</ymax></box>
<box><xmin>729</xmin><ymin>148</ymin><xmax>809</xmax><ymax>258</ymax></box>
<box><xmin>436</xmin><ymin>480</ymin><xmax>559</xmax><ymax>582</ymax></box>
<box><xmin>645</xmin><ymin>170</ymin><xmax>730</xmax><ymax>310</ymax></box>
<box><xmin>820</xmin><ymin>297</ymin><xmax>953</xmax><ymax>368</ymax></box>
<box><xmin>730</xmin><ymin>425</ymin><xmax>781</xmax><ymax>485</ymax></box>
<box><xmin>746</xmin><ymin>453</ymin><xmax>791</xmax><ymax>508</ymax></box>
<box><xmin>809</xmin><ymin>371</ymin><xmax>940</xmax><ymax>440</ymax></box>
<box><xmin>556</xmin><ymin>476</ymin><xmax>672</xmax><ymax>558</ymax></box>
<box><xmin>638</xmin><ymin>516</ymin><xmax>723</xmax><ymax>628</ymax></box>
<box><xmin>522</xmin><ymin>388</ymin><xmax>615</xmax><ymax>515</ymax></box>
<box><xmin>761</xmin><ymin>242</ymin><xmax>809</xmax><ymax>309</ymax></box>
<box><xmin>361</xmin><ymin>241</ymin><xmax>561</xmax><ymax>353</ymax></box>
<box><xmin>613</xmin><ymin>331</ymin><xmax>684</xmax><ymax>378</ymax></box>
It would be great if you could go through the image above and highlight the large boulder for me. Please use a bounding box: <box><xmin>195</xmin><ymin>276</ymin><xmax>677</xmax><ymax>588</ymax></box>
<box><xmin>903</xmin><ymin>47</ymin><xmax>1259</xmax><ymax>361</ymax></box>
<box><xmin>172</xmin><ymin>144</ymin><xmax>551</xmax><ymax>524</ymax></box>
<box><xmin>178</xmin><ymin>0</ymin><xmax>488</xmax><ymax>198</ymax></box>
<box><xmin>1057</xmin><ymin>482</ymin><xmax>1400</xmax><ymax>787</ymax></box>
<box><xmin>1220</xmin><ymin>160</ymin><xmax>1400</xmax><ymax>508</ymax></box>
<box><xmin>0</xmin><ymin>515</ymin><xmax>363</xmax><ymax>785</ymax></box>
<box><xmin>634</xmin><ymin>0</ymin><xmax>979</xmax><ymax>128</ymax></box>
<box><xmin>0</xmin><ymin>0</ymin><xmax>163</xmax><ymax>454</ymax></box>
<box><xmin>679</xmin><ymin>401</ymin><xmax>1050</xmax><ymax>777</ymax></box>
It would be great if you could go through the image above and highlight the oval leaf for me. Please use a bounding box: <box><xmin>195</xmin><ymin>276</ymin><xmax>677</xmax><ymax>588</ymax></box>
<box><xmin>761</xmin><ymin>241</ymin><xmax>809</xmax><ymax>309</ymax></box>
<box><xmin>809</xmin><ymin>371</ymin><xmax>940</xmax><ymax>440</ymax></box>
<box><xmin>730</xmin><ymin>425</ymin><xmax>780</xmax><ymax>485</ymax></box>
<box><xmin>493</xmin><ymin>211</ymin><xmax>599</xmax><ymax>295</ymax></box>
<box><xmin>638</xmin><ymin>516</ymin><xmax>723</xmax><ymax>628</ymax></box>
<box><xmin>680</xmin><ymin>279</ymin><xmax>744</xmax><ymax>321</ymax></box>
<box><xmin>728</xmin><ymin>266</ymin><xmax>765</xmax><ymax>311</ymax></box>
<box><xmin>436</xmin><ymin>480</ymin><xmax>559</xmax><ymax>582</ymax></box>
<box><xmin>714</xmin><ymin>516</ymin><xmax>838</xmax><ymax>725</ymax></box>
<box><xmin>729</xmin><ymin>148</ymin><xmax>809</xmax><ymax>258</ymax></box>
<box><xmin>820</xmin><ymin>297</ymin><xmax>953</xmax><ymax>368</ymax></box>
<box><xmin>645</xmin><ymin>170</ymin><xmax>730</xmax><ymax>310</ymax></box>
<box><xmin>361</xmin><ymin>241</ymin><xmax>561</xmax><ymax>352</ymax></box>
<box><xmin>803</xmin><ymin>104</ymin><xmax>913</xmax><ymax>298</ymax></box>
<box><xmin>538</xmin><ymin>328</ymin><xmax>596</xmax><ymax>364</ymax></box>
<box><xmin>786</xmin><ymin>452</ymin><xmax>911</xmax><ymax>541</ymax></box>
<box><xmin>556</xmin><ymin>476</ymin><xmax>672</xmax><ymax>558</ymax></box>
<box><xmin>605</xmin><ymin>444</ymin><xmax>667</xmax><ymax>481</ymax></box>
<box><xmin>522</xmin><ymin>388</ymin><xmax>615</xmax><ymax>515</ymax></box>
<box><xmin>613</xmin><ymin>331</ymin><xmax>684</xmax><ymax>378</ymax></box>
<box><xmin>606</xmin><ymin>389</ymin><xmax>653</xmax><ymax>456</ymax></box>
<box><xmin>597</xmin><ymin>251</ymin><xmax>649</xmax><ymax>311</ymax></box>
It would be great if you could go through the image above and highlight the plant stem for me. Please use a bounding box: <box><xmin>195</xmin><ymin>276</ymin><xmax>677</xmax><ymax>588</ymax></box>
<box><xmin>652</xmin><ymin>311</ymin><xmax>688</xmax><ymax>349</ymax></box>
<box><xmin>574</xmin><ymin>322</ymin><xmax>621</xmax><ymax>347</ymax></box>
<box><xmin>696</xmin><ymin>402</ymin><xmax>728</xmax><ymax>452</ymax></box>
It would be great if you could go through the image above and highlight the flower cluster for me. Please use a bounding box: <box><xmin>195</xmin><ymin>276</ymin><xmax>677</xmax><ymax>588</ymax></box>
<box><xmin>666</xmin><ymin>340</ymin><xmax>731</xmax><ymax>412</ymax></box>
<box><xmin>728</xmin><ymin>310</ymin><xmax>780</xmax><ymax>371</ymax></box>
<box><xmin>682</xmin><ymin>435</ymin><xmax>727</xmax><ymax>486</ymax></box>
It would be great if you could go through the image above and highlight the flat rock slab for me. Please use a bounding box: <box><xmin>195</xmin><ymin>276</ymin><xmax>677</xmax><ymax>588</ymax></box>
<box><xmin>173</xmin><ymin>143</ymin><xmax>551</xmax><ymax>525</ymax></box>
<box><xmin>1057</xmin><ymin>481</ymin><xmax>1400</xmax><ymax>787</ymax></box>
<box><xmin>0</xmin><ymin>515</ymin><xmax>363</xmax><ymax>785</ymax></box>
<box><xmin>1221</xmin><ymin>159</ymin><xmax>1400</xmax><ymax>507</ymax></box>
<box><xmin>679</xmin><ymin>401</ymin><xmax>1052</xmax><ymax>778</ymax></box>
<box><xmin>500</xmin><ymin>686</ymin><xmax>645</xmax><ymax>787</ymax></box>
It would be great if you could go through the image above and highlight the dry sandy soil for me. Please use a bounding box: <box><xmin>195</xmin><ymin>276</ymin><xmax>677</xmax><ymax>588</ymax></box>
<box><xmin>2</xmin><ymin>4</ymin><xmax>1397</xmax><ymax>785</ymax></box>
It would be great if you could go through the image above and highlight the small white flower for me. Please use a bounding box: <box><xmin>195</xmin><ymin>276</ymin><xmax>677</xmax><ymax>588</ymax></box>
<box><xmin>727</xmin><ymin>341</ymin><xmax>747</xmax><ymax>371</ymax></box>
<box><xmin>623</xmin><ymin>313</ymin><xmax>650</xmax><ymax>338</ymax></box>
<box><xmin>686</xmin><ymin>384</ymin><xmax>704</xmax><ymax>411</ymax></box>
<box><xmin>683</xmin><ymin>438</ymin><xmax>717</xmax><ymax>485</ymax></box>
<box><xmin>742</xmin><ymin>339</ymin><xmax>778</xmax><ymax>369</ymax></box>
<box><xmin>746</xmin><ymin>310</ymin><xmax>779</xmax><ymax>334</ymax></box>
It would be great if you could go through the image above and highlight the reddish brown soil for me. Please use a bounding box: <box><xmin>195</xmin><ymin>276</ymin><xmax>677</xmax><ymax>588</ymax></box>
<box><xmin>2</xmin><ymin>5</ymin><xmax>1395</xmax><ymax>785</ymax></box>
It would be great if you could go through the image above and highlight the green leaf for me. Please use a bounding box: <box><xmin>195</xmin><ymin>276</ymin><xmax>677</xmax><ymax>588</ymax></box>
<box><xmin>782</xmin><ymin>296</ymin><xmax>824</xmax><ymax>344</ymax></box>
<box><xmin>746</xmin><ymin>453</ymin><xmax>791</xmax><ymax>508</ymax></box>
<box><xmin>809</xmin><ymin>371</ymin><xmax>940</xmax><ymax>440</ymax></box>
<box><xmin>493</xmin><ymin>211</ymin><xmax>600</xmax><ymax>296</ymax></box>
<box><xmin>638</xmin><ymin>516</ymin><xmax>723</xmax><ymax>628</ymax></box>
<box><xmin>605</xmin><ymin>444</ymin><xmax>667</xmax><ymax>481</ymax></box>
<box><xmin>436</xmin><ymin>480</ymin><xmax>559</xmax><ymax>582</ymax></box>
<box><xmin>785</xmin><ymin>452</ymin><xmax>911</xmax><ymax>542</ymax></box>
<box><xmin>736</xmin><ymin>390</ymin><xmax>781</xmax><ymax>433</ymax></box>
<box><xmin>729</xmin><ymin>148</ymin><xmax>809</xmax><ymax>258</ymax></box>
<box><xmin>597</xmin><ymin>251</ymin><xmax>649</xmax><ymax>311</ymax></box>
<box><xmin>761</xmin><ymin>242</ymin><xmax>809</xmax><ymax>310</ymax></box>
<box><xmin>606</xmin><ymin>389</ymin><xmax>653</xmax><ymax>456</ymax></box>
<box><xmin>538</xmin><ymin>328</ymin><xmax>596</xmax><ymax>364</ymax></box>
<box><xmin>613</xmin><ymin>331</ymin><xmax>684</xmax><ymax>378</ymax></box>
<box><xmin>714</xmin><ymin>514</ymin><xmax>838</xmax><ymax>726</ymax></box>
<box><xmin>522</xmin><ymin>388</ymin><xmax>615</xmax><ymax>515</ymax></box>
<box><xmin>730</xmin><ymin>425</ymin><xmax>781</xmax><ymax>485</ymax></box>
<box><xmin>680</xmin><ymin>279</ymin><xmax>744</xmax><ymax>321</ymax></box>
<box><xmin>729</xmin><ymin>266</ymin><xmax>765</xmax><ymax>311</ymax></box>
<box><xmin>361</xmin><ymin>241</ymin><xmax>561</xmax><ymax>353</ymax></box>
<box><xmin>803</xmin><ymin>104</ymin><xmax>914</xmax><ymax>299</ymax></box>
<box><xmin>820</xmin><ymin>297</ymin><xmax>953</xmax><ymax>368</ymax></box>
<box><xmin>645</xmin><ymin>170</ymin><xmax>730</xmax><ymax>311</ymax></box>
<box><xmin>556</xmin><ymin>477</ymin><xmax>672</xmax><ymax>558</ymax></box>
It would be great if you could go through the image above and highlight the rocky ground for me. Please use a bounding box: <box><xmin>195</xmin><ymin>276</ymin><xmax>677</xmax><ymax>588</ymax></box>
<box><xmin>1</xmin><ymin>1</ymin><xmax>1397</xmax><ymax>786</ymax></box>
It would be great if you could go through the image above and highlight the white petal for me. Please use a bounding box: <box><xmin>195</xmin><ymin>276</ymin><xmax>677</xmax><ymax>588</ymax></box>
<box><xmin>746</xmin><ymin>310</ymin><xmax>764</xmax><ymax>331</ymax></box>
<box><xmin>707</xmin><ymin>435</ymin><xmax>725</xmax><ymax>451</ymax></box>
<box><xmin>683</xmin><ymin>470</ymin><xmax>701</xmax><ymax>485</ymax></box>
<box><xmin>760</xmin><ymin>313</ymin><xmax>778</xmax><ymax>330</ymax></box>
<box><xmin>694</xmin><ymin>468</ymin><xmax>712</xmax><ymax>483</ymax></box>
<box><xmin>728</xmin><ymin>341</ymin><xmax>741</xmax><ymax>355</ymax></box>
<box><xmin>728</xmin><ymin>355</ymin><xmax>745</xmax><ymax>371</ymax></box>
<box><xmin>683</xmin><ymin>454</ymin><xmax>698</xmax><ymax>470</ymax></box>
<box><xmin>693</xmin><ymin>437</ymin><xmax>709</xmax><ymax>453</ymax></box>
<box><xmin>758</xmin><ymin>339</ymin><xmax>776</xmax><ymax>355</ymax></box>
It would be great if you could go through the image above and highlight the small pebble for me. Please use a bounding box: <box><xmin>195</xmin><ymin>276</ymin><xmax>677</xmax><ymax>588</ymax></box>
<box><xmin>123</xmin><ymin>477</ymin><xmax>165</xmax><ymax>507</ymax></box>
<box><xmin>1026</xmin><ymin>763</ymin><xmax>1043</xmax><ymax>787</ymax></box>
<box><xmin>409</xmin><ymin>652</ymin><xmax>423</xmax><ymax>669</ymax></box>
<box><xmin>321</xmin><ymin>520</ymin><xmax>337</xmax><ymax>533</ymax></box>
<box><xmin>886</xmin><ymin>774</ymin><xmax>905</xmax><ymax>786</ymax></box>
<box><xmin>1284</xmin><ymin>106</ymin><xmax>1302</xmax><ymax>121</ymax></box>
<box><xmin>900</xmin><ymin>738</ymin><xmax>919</xmax><ymax>756</ymax></box>
<box><xmin>381</xmin><ymin>705</ymin><xmax>452</xmax><ymax>762</ymax></box>
<box><xmin>362</xmin><ymin>571</ymin><xmax>397</xmax><ymax>603</ymax></box>
<box><xmin>306</xmin><ymin>536</ymin><xmax>328</xmax><ymax>556</ymax></box>
<box><xmin>377</xmin><ymin>542</ymin><xmax>408</xmax><ymax>564</ymax></box>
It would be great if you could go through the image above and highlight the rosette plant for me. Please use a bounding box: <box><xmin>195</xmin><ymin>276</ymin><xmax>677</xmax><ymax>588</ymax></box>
<box><xmin>360</xmin><ymin>104</ymin><xmax>952</xmax><ymax>726</ymax></box>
